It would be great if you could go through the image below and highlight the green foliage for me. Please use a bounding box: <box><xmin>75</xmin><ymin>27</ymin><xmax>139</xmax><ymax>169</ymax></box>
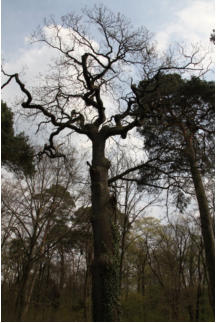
<box><xmin>121</xmin><ymin>290</ymin><xmax>172</xmax><ymax>322</ymax></box>
<box><xmin>1</xmin><ymin>101</ymin><xmax>35</xmax><ymax>175</ymax></box>
<box><xmin>121</xmin><ymin>293</ymin><xmax>145</xmax><ymax>321</ymax></box>
<box><xmin>120</xmin><ymin>215</ymin><xmax>214</xmax><ymax>322</ymax></box>
<box><xmin>136</xmin><ymin>75</ymin><xmax>215</xmax><ymax>210</ymax></box>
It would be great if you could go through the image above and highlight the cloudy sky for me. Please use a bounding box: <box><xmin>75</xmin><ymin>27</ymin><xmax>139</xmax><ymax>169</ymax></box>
<box><xmin>2</xmin><ymin>0</ymin><xmax>214</xmax><ymax>56</ymax></box>
<box><xmin>1</xmin><ymin>0</ymin><xmax>215</xmax><ymax>148</ymax></box>
<box><xmin>2</xmin><ymin>0</ymin><xmax>214</xmax><ymax>94</ymax></box>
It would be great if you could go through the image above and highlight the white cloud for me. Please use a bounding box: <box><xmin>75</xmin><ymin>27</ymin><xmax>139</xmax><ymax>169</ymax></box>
<box><xmin>0</xmin><ymin>26</ymin><xmax>118</xmax><ymax>160</ymax></box>
<box><xmin>177</xmin><ymin>1</ymin><xmax>214</xmax><ymax>35</ymax></box>
<box><xmin>155</xmin><ymin>0</ymin><xmax>215</xmax><ymax>51</ymax></box>
<box><xmin>2</xmin><ymin>45</ymin><xmax>56</xmax><ymax>106</ymax></box>
<box><xmin>2</xmin><ymin>24</ymin><xmax>101</xmax><ymax>103</ymax></box>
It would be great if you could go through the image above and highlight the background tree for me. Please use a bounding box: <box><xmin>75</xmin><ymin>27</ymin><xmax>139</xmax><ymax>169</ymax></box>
<box><xmin>2</xmin><ymin>158</ymin><xmax>213</xmax><ymax>321</ymax></box>
<box><xmin>134</xmin><ymin>74</ymin><xmax>215</xmax><ymax>310</ymax></box>
<box><xmin>1</xmin><ymin>153</ymin><xmax>78</xmax><ymax>321</ymax></box>
<box><xmin>120</xmin><ymin>214</ymin><xmax>212</xmax><ymax>321</ymax></box>
<box><xmin>107</xmin><ymin>148</ymin><xmax>159</xmax><ymax>292</ymax></box>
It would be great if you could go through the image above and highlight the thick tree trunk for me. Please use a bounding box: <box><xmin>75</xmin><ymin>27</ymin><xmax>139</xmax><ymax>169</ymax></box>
<box><xmin>186</xmin><ymin>138</ymin><xmax>215</xmax><ymax>313</ymax></box>
<box><xmin>90</xmin><ymin>136</ymin><xmax>120</xmax><ymax>322</ymax></box>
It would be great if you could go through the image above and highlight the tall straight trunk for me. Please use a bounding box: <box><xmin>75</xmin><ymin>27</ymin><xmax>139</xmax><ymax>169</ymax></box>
<box><xmin>59</xmin><ymin>249</ymin><xmax>65</xmax><ymax>291</ymax></box>
<box><xmin>22</xmin><ymin>265</ymin><xmax>39</xmax><ymax>319</ymax></box>
<box><xmin>90</xmin><ymin>136</ymin><xmax>120</xmax><ymax>322</ymax></box>
<box><xmin>140</xmin><ymin>258</ymin><xmax>146</xmax><ymax>297</ymax></box>
<box><xmin>186</xmin><ymin>138</ymin><xmax>215</xmax><ymax>313</ymax></box>
<box><xmin>195</xmin><ymin>243</ymin><xmax>203</xmax><ymax>321</ymax></box>
<box><xmin>119</xmin><ymin>215</ymin><xmax>128</xmax><ymax>291</ymax></box>
<box><xmin>83</xmin><ymin>242</ymin><xmax>93</xmax><ymax>321</ymax></box>
<box><xmin>119</xmin><ymin>183</ymin><xmax>130</xmax><ymax>291</ymax></box>
<box><xmin>83</xmin><ymin>261</ymin><xmax>91</xmax><ymax>321</ymax></box>
<box><xmin>16</xmin><ymin>261</ymin><xmax>33</xmax><ymax>321</ymax></box>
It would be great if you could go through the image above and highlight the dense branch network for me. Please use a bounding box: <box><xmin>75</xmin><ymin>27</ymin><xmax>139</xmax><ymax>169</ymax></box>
<box><xmin>1</xmin><ymin>5</ymin><xmax>208</xmax><ymax>162</ymax></box>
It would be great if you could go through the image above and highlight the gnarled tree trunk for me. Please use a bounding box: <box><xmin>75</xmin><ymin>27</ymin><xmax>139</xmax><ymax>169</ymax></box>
<box><xmin>90</xmin><ymin>136</ymin><xmax>120</xmax><ymax>322</ymax></box>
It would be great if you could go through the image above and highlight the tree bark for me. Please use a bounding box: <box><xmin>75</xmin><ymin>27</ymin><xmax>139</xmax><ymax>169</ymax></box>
<box><xmin>15</xmin><ymin>230</ymin><xmax>37</xmax><ymax>321</ymax></box>
<box><xmin>186</xmin><ymin>137</ymin><xmax>215</xmax><ymax>313</ymax></box>
<box><xmin>119</xmin><ymin>213</ymin><xmax>129</xmax><ymax>291</ymax></box>
<box><xmin>59</xmin><ymin>249</ymin><xmax>65</xmax><ymax>291</ymax></box>
<box><xmin>21</xmin><ymin>265</ymin><xmax>39</xmax><ymax>320</ymax></box>
<box><xmin>119</xmin><ymin>182</ymin><xmax>130</xmax><ymax>292</ymax></box>
<box><xmin>15</xmin><ymin>261</ymin><xmax>33</xmax><ymax>321</ymax></box>
<box><xmin>90</xmin><ymin>136</ymin><xmax>120</xmax><ymax>322</ymax></box>
<box><xmin>83</xmin><ymin>241</ymin><xmax>93</xmax><ymax>321</ymax></box>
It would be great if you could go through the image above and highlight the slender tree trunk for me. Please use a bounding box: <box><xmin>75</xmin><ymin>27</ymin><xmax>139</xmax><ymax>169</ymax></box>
<box><xmin>119</xmin><ymin>215</ymin><xmax>128</xmax><ymax>291</ymax></box>
<box><xmin>84</xmin><ymin>242</ymin><xmax>93</xmax><ymax>321</ymax></box>
<box><xmin>119</xmin><ymin>182</ymin><xmax>130</xmax><ymax>291</ymax></box>
<box><xmin>187</xmin><ymin>304</ymin><xmax>194</xmax><ymax>322</ymax></box>
<box><xmin>59</xmin><ymin>249</ymin><xmax>65</xmax><ymax>291</ymax></box>
<box><xmin>16</xmin><ymin>261</ymin><xmax>33</xmax><ymax>321</ymax></box>
<box><xmin>125</xmin><ymin>263</ymin><xmax>129</xmax><ymax>300</ymax></box>
<box><xmin>90</xmin><ymin>136</ymin><xmax>120</xmax><ymax>322</ymax></box>
<box><xmin>83</xmin><ymin>262</ymin><xmax>91</xmax><ymax>321</ymax></box>
<box><xmin>22</xmin><ymin>265</ymin><xmax>39</xmax><ymax>319</ymax></box>
<box><xmin>140</xmin><ymin>258</ymin><xmax>146</xmax><ymax>297</ymax></box>
<box><xmin>195</xmin><ymin>242</ymin><xmax>203</xmax><ymax>321</ymax></box>
<box><xmin>186</xmin><ymin>137</ymin><xmax>215</xmax><ymax>313</ymax></box>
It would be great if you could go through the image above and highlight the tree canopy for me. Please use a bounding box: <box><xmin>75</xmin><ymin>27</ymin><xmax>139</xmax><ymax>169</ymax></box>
<box><xmin>135</xmin><ymin>74</ymin><xmax>215</xmax><ymax>309</ymax></box>
<box><xmin>136</xmin><ymin>74</ymin><xmax>214</xmax><ymax>202</ymax></box>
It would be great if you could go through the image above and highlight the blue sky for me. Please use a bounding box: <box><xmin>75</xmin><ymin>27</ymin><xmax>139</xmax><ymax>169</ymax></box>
<box><xmin>1</xmin><ymin>0</ymin><xmax>214</xmax><ymax>104</ymax></box>
<box><xmin>2</xmin><ymin>0</ymin><xmax>215</xmax><ymax>58</ymax></box>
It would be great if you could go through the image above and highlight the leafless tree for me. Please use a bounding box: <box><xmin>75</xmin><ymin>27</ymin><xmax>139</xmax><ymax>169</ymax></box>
<box><xmin>1</xmin><ymin>152</ymin><xmax>79</xmax><ymax>321</ymax></box>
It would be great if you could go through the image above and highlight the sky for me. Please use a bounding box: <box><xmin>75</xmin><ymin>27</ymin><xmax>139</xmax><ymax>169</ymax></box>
<box><xmin>1</xmin><ymin>0</ymin><xmax>215</xmax><ymax>145</ymax></box>
<box><xmin>2</xmin><ymin>0</ymin><xmax>215</xmax><ymax>56</ymax></box>
<box><xmin>2</xmin><ymin>0</ymin><xmax>214</xmax><ymax>91</ymax></box>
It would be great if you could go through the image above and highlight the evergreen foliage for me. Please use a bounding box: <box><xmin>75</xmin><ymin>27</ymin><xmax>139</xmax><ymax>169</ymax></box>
<box><xmin>1</xmin><ymin>101</ymin><xmax>35</xmax><ymax>175</ymax></box>
<box><xmin>136</xmin><ymin>75</ymin><xmax>215</xmax><ymax>209</ymax></box>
